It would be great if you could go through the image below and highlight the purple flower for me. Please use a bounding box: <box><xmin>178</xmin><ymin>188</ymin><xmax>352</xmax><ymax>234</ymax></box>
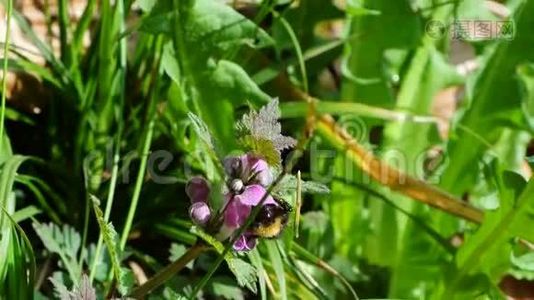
<box><xmin>223</xmin><ymin>184</ymin><xmax>277</xmax><ymax>251</ymax></box>
<box><xmin>224</xmin><ymin>185</ymin><xmax>276</xmax><ymax>227</ymax></box>
<box><xmin>224</xmin><ymin>154</ymin><xmax>272</xmax><ymax>187</ymax></box>
<box><xmin>222</xmin><ymin>154</ymin><xmax>277</xmax><ymax>251</ymax></box>
<box><xmin>185</xmin><ymin>154</ymin><xmax>277</xmax><ymax>251</ymax></box>
<box><xmin>185</xmin><ymin>176</ymin><xmax>212</xmax><ymax>225</ymax></box>
<box><xmin>233</xmin><ymin>233</ymin><xmax>257</xmax><ymax>251</ymax></box>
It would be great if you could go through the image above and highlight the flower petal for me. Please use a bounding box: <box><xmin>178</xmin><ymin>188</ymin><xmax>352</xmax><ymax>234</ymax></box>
<box><xmin>224</xmin><ymin>196</ymin><xmax>251</xmax><ymax>228</ymax></box>
<box><xmin>224</xmin><ymin>154</ymin><xmax>272</xmax><ymax>186</ymax></box>
<box><xmin>233</xmin><ymin>234</ymin><xmax>257</xmax><ymax>251</ymax></box>
<box><xmin>189</xmin><ymin>202</ymin><xmax>211</xmax><ymax>225</ymax></box>
<box><xmin>186</xmin><ymin>176</ymin><xmax>210</xmax><ymax>203</ymax></box>
<box><xmin>245</xmin><ymin>154</ymin><xmax>272</xmax><ymax>186</ymax></box>
<box><xmin>234</xmin><ymin>185</ymin><xmax>276</xmax><ymax>206</ymax></box>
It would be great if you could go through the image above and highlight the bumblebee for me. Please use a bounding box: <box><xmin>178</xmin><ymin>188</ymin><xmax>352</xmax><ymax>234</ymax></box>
<box><xmin>250</xmin><ymin>200</ymin><xmax>292</xmax><ymax>239</ymax></box>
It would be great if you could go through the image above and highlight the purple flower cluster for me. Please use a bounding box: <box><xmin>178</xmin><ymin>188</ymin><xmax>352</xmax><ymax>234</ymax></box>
<box><xmin>186</xmin><ymin>153</ymin><xmax>276</xmax><ymax>251</ymax></box>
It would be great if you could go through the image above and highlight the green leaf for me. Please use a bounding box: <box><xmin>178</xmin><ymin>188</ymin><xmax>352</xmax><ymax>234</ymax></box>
<box><xmin>0</xmin><ymin>206</ymin><xmax>36</xmax><ymax>300</ymax></box>
<box><xmin>0</xmin><ymin>58</ymin><xmax>63</xmax><ymax>89</ymax></box>
<box><xmin>11</xmin><ymin>205</ymin><xmax>41</xmax><ymax>223</ymax></box>
<box><xmin>510</xmin><ymin>251</ymin><xmax>534</xmax><ymax>280</ymax></box>
<box><xmin>187</xmin><ymin>112</ymin><xmax>215</xmax><ymax>150</ymax></box>
<box><xmin>191</xmin><ymin>227</ymin><xmax>258</xmax><ymax>293</ymax></box>
<box><xmin>271</xmin><ymin>0</ymin><xmax>343</xmax><ymax>51</ymax></box>
<box><xmin>32</xmin><ymin>222</ymin><xmax>81</xmax><ymax>284</ymax></box>
<box><xmin>49</xmin><ymin>276</ymin><xmax>71</xmax><ymax>299</ymax></box>
<box><xmin>204</xmin><ymin>60</ymin><xmax>271</xmax><ymax>107</ymax></box>
<box><xmin>207</xmin><ymin>276</ymin><xmax>244</xmax><ymax>300</ymax></box>
<box><xmin>518</xmin><ymin>63</ymin><xmax>534</xmax><ymax>129</ymax></box>
<box><xmin>341</xmin><ymin>0</ymin><xmax>423</xmax><ymax>109</ymax></box>
<box><xmin>90</xmin><ymin>195</ymin><xmax>133</xmax><ymax>296</ymax></box>
<box><xmin>227</xmin><ymin>257</ymin><xmax>257</xmax><ymax>294</ymax></box>
<box><xmin>140</xmin><ymin>0</ymin><xmax>273</xmax><ymax>59</ymax></box>
<box><xmin>265</xmin><ymin>240</ymin><xmax>287</xmax><ymax>300</ymax></box>
<box><xmin>138</xmin><ymin>0</ymin><xmax>156</xmax><ymax>12</ymax></box>
<box><xmin>275</xmin><ymin>175</ymin><xmax>330</xmax><ymax>197</ymax></box>
<box><xmin>239</xmin><ymin>136</ymin><xmax>281</xmax><ymax>168</ymax></box>
<box><xmin>237</xmin><ymin>99</ymin><xmax>296</xmax><ymax>166</ymax></box>
<box><xmin>440</xmin><ymin>0</ymin><xmax>534</xmax><ymax>194</ymax></box>
<box><xmin>447</xmin><ymin>170</ymin><xmax>534</xmax><ymax>296</ymax></box>
<box><xmin>247</xmin><ymin>249</ymin><xmax>267</xmax><ymax>300</ymax></box>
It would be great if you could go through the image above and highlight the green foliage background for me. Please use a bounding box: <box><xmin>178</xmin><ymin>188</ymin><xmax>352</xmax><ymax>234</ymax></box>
<box><xmin>1</xmin><ymin>0</ymin><xmax>534</xmax><ymax>299</ymax></box>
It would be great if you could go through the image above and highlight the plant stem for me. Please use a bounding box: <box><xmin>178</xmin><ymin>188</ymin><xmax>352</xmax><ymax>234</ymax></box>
<box><xmin>315</xmin><ymin>115</ymin><xmax>483</xmax><ymax>223</ymax></box>
<box><xmin>119</xmin><ymin>119</ymin><xmax>155</xmax><ymax>250</ymax></box>
<box><xmin>275</xmin><ymin>12</ymin><xmax>308</xmax><ymax>93</ymax></box>
<box><xmin>58</xmin><ymin>0</ymin><xmax>70</xmax><ymax>64</ymax></box>
<box><xmin>118</xmin><ymin>33</ymin><xmax>162</xmax><ymax>252</ymax></box>
<box><xmin>89</xmin><ymin>0</ymin><xmax>127</xmax><ymax>281</ymax></box>
<box><xmin>292</xmin><ymin>243</ymin><xmax>359</xmax><ymax>299</ymax></box>
<box><xmin>283</xmin><ymin>85</ymin><xmax>484</xmax><ymax>223</ymax></box>
<box><xmin>1</xmin><ymin>0</ymin><xmax>13</xmax><ymax>152</ymax></box>
<box><xmin>129</xmin><ymin>243</ymin><xmax>207</xmax><ymax>298</ymax></box>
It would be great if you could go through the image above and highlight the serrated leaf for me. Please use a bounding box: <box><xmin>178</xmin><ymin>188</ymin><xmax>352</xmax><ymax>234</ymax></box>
<box><xmin>237</xmin><ymin>99</ymin><xmax>296</xmax><ymax>152</ymax></box>
<box><xmin>162</xmin><ymin>288</ymin><xmax>189</xmax><ymax>300</ymax></box>
<box><xmin>237</xmin><ymin>99</ymin><xmax>296</xmax><ymax>167</ymax></box>
<box><xmin>275</xmin><ymin>175</ymin><xmax>330</xmax><ymax>196</ymax></box>
<box><xmin>207</xmin><ymin>276</ymin><xmax>244</xmax><ymax>300</ymax></box>
<box><xmin>49</xmin><ymin>276</ymin><xmax>71</xmax><ymax>300</ymax></box>
<box><xmin>91</xmin><ymin>195</ymin><xmax>132</xmax><ymax>296</ymax></box>
<box><xmin>191</xmin><ymin>227</ymin><xmax>258</xmax><ymax>293</ymax></box>
<box><xmin>228</xmin><ymin>258</ymin><xmax>257</xmax><ymax>294</ymax></box>
<box><xmin>73</xmin><ymin>274</ymin><xmax>97</xmax><ymax>300</ymax></box>
<box><xmin>450</xmin><ymin>170</ymin><xmax>534</xmax><ymax>295</ymax></box>
<box><xmin>49</xmin><ymin>274</ymin><xmax>96</xmax><ymax>300</ymax></box>
<box><xmin>239</xmin><ymin>136</ymin><xmax>281</xmax><ymax>168</ymax></box>
<box><xmin>118</xmin><ymin>268</ymin><xmax>135</xmax><ymax>296</ymax></box>
<box><xmin>510</xmin><ymin>251</ymin><xmax>534</xmax><ymax>280</ymax></box>
<box><xmin>33</xmin><ymin>222</ymin><xmax>81</xmax><ymax>283</ymax></box>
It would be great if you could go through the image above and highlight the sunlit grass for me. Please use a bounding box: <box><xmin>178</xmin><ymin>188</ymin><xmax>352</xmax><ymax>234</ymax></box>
<box><xmin>1</xmin><ymin>0</ymin><xmax>534</xmax><ymax>299</ymax></box>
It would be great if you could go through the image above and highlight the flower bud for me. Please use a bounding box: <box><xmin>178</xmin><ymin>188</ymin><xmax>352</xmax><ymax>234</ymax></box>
<box><xmin>189</xmin><ymin>202</ymin><xmax>211</xmax><ymax>225</ymax></box>
<box><xmin>186</xmin><ymin>176</ymin><xmax>210</xmax><ymax>203</ymax></box>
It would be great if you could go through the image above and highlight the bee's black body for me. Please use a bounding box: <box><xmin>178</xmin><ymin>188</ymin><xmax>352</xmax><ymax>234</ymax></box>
<box><xmin>250</xmin><ymin>200</ymin><xmax>292</xmax><ymax>239</ymax></box>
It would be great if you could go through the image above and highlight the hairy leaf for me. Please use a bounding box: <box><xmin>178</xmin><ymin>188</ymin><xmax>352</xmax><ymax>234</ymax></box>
<box><xmin>191</xmin><ymin>227</ymin><xmax>258</xmax><ymax>293</ymax></box>
<box><xmin>238</xmin><ymin>99</ymin><xmax>296</xmax><ymax>151</ymax></box>
<box><xmin>91</xmin><ymin>195</ymin><xmax>133</xmax><ymax>296</ymax></box>
<box><xmin>237</xmin><ymin>99</ymin><xmax>296</xmax><ymax>167</ymax></box>
<box><xmin>275</xmin><ymin>175</ymin><xmax>330</xmax><ymax>197</ymax></box>
<box><xmin>50</xmin><ymin>274</ymin><xmax>96</xmax><ymax>300</ymax></box>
